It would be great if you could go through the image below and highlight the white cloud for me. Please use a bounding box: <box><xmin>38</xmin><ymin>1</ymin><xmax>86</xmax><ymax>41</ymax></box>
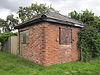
<box><xmin>0</xmin><ymin>8</ymin><xmax>11</xmax><ymax>19</ymax></box>
<box><xmin>0</xmin><ymin>8</ymin><xmax>17</xmax><ymax>19</ymax></box>
<box><xmin>0</xmin><ymin>0</ymin><xmax>100</xmax><ymax>19</ymax></box>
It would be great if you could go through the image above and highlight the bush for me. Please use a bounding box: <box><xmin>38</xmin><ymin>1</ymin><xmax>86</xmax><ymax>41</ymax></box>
<box><xmin>69</xmin><ymin>9</ymin><xmax>100</xmax><ymax>62</ymax></box>
<box><xmin>78</xmin><ymin>25</ymin><xmax>100</xmax><ymax>61</ymax></box>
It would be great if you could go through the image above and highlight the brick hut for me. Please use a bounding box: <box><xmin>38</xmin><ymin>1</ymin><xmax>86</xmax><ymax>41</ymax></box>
<box><xmin>15</xmin><ymin>11</ymin><xmax>84</xmax><ymax>66</ymax></box>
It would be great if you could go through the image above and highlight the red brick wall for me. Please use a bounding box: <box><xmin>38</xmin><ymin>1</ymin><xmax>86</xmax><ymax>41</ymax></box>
<box><xmin>18</xmin><ymin>22</ymin><xmax>80</xmax><ymax>66</ymax></box>
<box><xmin>18</xmin><ymin>23</ymin><xmax>46</xmax><ymax>65</ymax></box>
<box><xmin>43</xmin><ymin>23</ymin><xmax>80</xmax><ymax>66</ymax></box>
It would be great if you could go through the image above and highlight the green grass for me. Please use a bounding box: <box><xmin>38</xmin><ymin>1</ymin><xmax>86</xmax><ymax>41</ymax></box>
<box><xmin>0</xmin><ymin>51</ymin><xmax>100</xmax><ymax>75</ymax></box>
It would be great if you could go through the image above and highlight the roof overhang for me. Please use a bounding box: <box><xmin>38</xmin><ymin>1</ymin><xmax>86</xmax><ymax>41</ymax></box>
<box><xmin>14</xmin><ymin>15</ymin><xmax>84</xmax><ymax>29</ymax></box>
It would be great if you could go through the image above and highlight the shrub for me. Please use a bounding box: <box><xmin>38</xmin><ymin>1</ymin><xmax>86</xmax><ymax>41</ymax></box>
<box><xmin>78</xmin><ymin>25</ymin><xmax>100</xmax><ymax>61</ymax></box>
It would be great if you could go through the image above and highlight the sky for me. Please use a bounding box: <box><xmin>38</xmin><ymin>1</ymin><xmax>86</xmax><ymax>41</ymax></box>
<box><xmin>0</xmin><ymin>0</ymin><xmax>100</xmax><ymax>19</ymax></box>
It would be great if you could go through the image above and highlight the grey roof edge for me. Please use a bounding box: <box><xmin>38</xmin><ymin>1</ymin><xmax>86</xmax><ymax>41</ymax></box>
<box><xmin>14</xmin><ymin>13</ymin><xmax>84</xmax><ymax>29</ymax></box>
<box><xmin>45</xmin><ymin>17</ymin><xmax>84</xmax><ymax>28</ymax></box>
<box><xmin>14</xmin><ymin>17</ymin><xmax>43</xmax><ymax>29</ymax></box>
<box><xmin>43</xmin><ymin>12</ymin><xmax>84</xmax><ymax>25</ymax></box>
<box><xmin>56</xmin><ymin>12</ymin><xmax>83</xmax><ymax>24</ymax></box>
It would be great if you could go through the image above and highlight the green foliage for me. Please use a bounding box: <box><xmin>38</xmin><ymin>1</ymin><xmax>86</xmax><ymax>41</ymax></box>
<box><xmin>93</xmin><ymin>33</ymin><xmax>100</xmax><ymax>56</ymax></box>
<box><xmin>0</xmin><ymin>32</ymin><xmax>17</xmax><ymax>47</ymax></box>
<box><xmin>69</xmin><ymin>9</ymin><xmax>96</xmax><ymax>25</ymax></box>
<box><xmin>68</xmin><ymin>10</ymin><xmax>81</xmax><ymax>20</ymax></box>
<box><xmin>0</xmin><ymin>15</ymin><xmax>18</xmax><ymax>32</ymax></box>
<box><xmin>81</xmin><ymin>10</ymin><xmax>95</xmax><ymax>25</ymax></box>
<box><xmin>18</xmin><ymin>3</ymin><xmax>55</xmax><ymax>22</ymax></box>
<box><xmin>69</xmin><ymin>9</ymin><xmax>100</xmax><ymax>61</ymax></box>
<box><xmin>78</xmin><ymin>26</ymin><xmax>99</xmax><ymax>61</ymax></box>
<box><xmin>0</xmin><ymin>51</ymin><xmax>100</xmax><ymax>75</ymax></box>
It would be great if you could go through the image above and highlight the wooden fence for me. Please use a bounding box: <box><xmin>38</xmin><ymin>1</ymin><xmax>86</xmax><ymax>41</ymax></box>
<box><xmin>2</xmin><ymin>36</ymin><xmax>18</xmax><ymax>55</ymax></box>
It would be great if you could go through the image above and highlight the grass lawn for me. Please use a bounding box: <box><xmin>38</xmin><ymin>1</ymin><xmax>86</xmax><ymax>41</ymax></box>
<box><xmin>0</xmin><ymin>51</ymin><xmax>100</xmax><ymax>75</ymax></box>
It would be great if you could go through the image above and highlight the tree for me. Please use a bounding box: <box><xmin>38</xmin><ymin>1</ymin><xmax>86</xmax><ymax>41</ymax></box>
<box><xmin>69</xmin><ymin>9</ymin><xmax>100</xmax><ymax>61</ymax></box>
<box><xmin>69</xmin><ymin>9</ymin><xmax>100</xmax><ymax>27</ymax></box>
<box><xmin>0</xmin><ymin>15</ymin><xmax>18</xmax><ymax>32</ymax></box>
<box><xmin>68</xmin><ymin>10</ymin><xmax>81</xmax><ymax>20</ymax></box>
<box><xmin>18</xmin><ymin>3</ymin><xmax>55</xmax><ymax>22</ymax></box>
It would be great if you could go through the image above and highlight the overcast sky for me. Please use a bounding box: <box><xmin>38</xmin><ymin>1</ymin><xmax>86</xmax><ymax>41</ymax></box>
<box><xmin>0</xmin><ymin>0</ymin><xmax>100</xmax><ymax>19</ymax></box>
